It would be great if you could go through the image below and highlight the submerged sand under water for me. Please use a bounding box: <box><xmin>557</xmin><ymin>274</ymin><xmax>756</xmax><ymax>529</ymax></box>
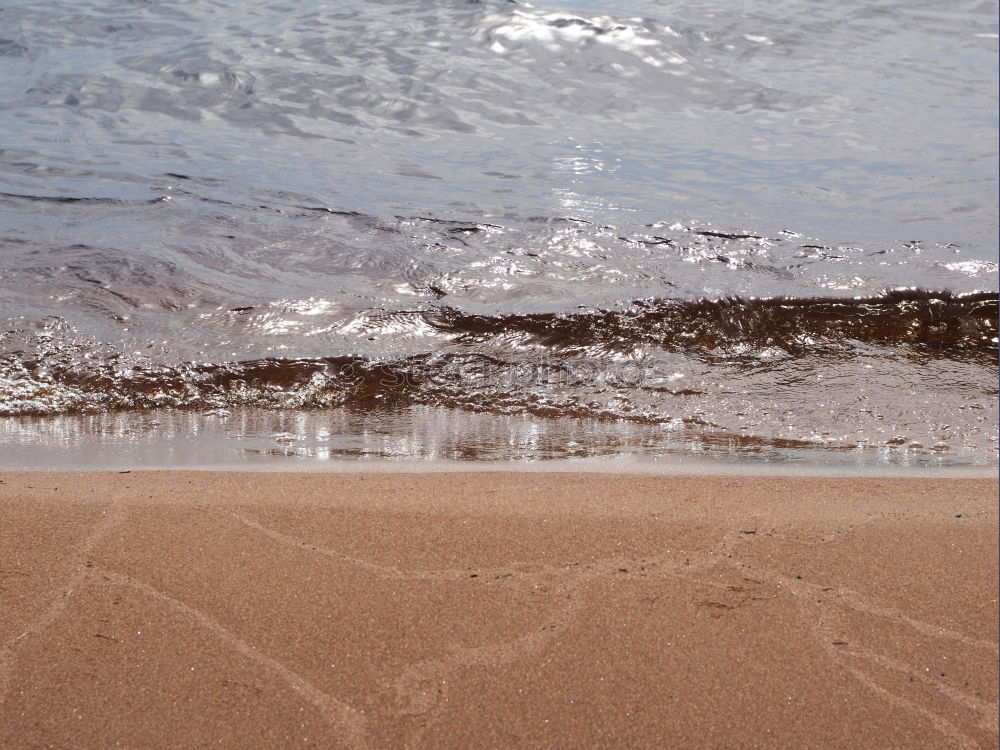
<box><xmin>0</xmin><ymin>405</ymin><xmax>995</xmax><ymax>473</ymax></box>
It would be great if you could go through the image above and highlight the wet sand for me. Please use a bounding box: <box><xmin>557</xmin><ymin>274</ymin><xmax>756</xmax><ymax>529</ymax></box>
<box><xmin>1</xmin><ymin>471</ymin><xmax>996</xmax><ymax>749</ymax></box>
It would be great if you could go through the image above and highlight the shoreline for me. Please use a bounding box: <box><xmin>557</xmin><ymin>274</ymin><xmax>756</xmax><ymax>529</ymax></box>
<box><xmin>4</xmin><ymin>407</ymin><xmax>996</xmax><ymax>476</ymax></box>
<box><xmin>2</xmin><ymin>460</ymin><xmax>996</xmax><ymax>478</ymax></box>
<box><xmin>2</xmin><ymin>471</ymin><xmax>997</xmax><ymax>748</ymax></box>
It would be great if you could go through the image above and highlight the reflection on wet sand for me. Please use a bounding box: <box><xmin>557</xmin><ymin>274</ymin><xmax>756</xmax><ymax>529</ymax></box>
<box><xmin>0</xmin><ymin>406</ymin><xmax>993</xmax><ymax>472</ymax></box>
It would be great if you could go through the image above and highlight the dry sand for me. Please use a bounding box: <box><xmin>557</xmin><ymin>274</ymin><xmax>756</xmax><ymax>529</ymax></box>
<box><xmin>0</xmin><ymin>471</ymin><xmax>996</xmax><ymax>749</ymax></box>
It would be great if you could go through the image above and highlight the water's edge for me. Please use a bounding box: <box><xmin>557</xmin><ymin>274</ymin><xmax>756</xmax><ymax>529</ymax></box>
<box><xmin>3</xmin><ymin>406</ymin><xmax>995</xmax><ymax>477</ymax></box>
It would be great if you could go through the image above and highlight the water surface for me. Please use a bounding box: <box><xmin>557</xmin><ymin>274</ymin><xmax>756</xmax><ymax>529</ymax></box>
<box><xmin>1</xmin><ymin>0</ymin><xmax>997</xmax><ymax>465</ymax></box>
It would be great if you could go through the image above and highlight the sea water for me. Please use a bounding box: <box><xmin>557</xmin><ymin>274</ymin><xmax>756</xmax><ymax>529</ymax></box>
<box><xmin>0</xmin><ymin>0</ymin><xmax>996</xmax><ymax>468</ymax></box>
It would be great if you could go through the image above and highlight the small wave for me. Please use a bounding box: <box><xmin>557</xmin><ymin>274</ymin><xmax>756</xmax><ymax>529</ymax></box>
<box><xmin>0</xmin><ymin>191</ymin><xmax>167</xmax><ymax>206</ymax></box>
<box><xmin>425</xmin><ymin>289</ymin><xmax>998</xmax><ymax>352</ymax></box>
<box><xmin>2</xmin><ymin>289</ymin><xmax>995</xmax><ymax>420</ymax></box>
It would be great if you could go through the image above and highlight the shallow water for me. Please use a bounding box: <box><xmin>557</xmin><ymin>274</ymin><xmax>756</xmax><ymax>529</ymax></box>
<box><xmin>1</xmin><ymin>407</ymin><xmax>995</xmax><ymax>475</ymax></box>
<box><xmin>0</xmin><ymin>0</ymin><xmax>997</xmax><ymax>465</ymax></box>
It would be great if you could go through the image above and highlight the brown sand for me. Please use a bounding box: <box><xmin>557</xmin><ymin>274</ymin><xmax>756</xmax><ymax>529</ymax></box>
<box><xmin>0</xmin><ymin>471</ymin><xmax>996</xmax><ymax>749</ymax></box>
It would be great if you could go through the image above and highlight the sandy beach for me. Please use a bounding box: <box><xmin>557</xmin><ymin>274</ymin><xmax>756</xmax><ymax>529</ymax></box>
<box><xmin>0</xmin><ymin>471</ymin><xmax>996</xmax><ymax>749</ymax></box>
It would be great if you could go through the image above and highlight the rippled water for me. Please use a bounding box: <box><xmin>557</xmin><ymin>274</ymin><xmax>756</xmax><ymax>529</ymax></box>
<box><xmin>1</xmin><ymin>0</ymin><xmax>997</xmax><ymax>465</ymax></box>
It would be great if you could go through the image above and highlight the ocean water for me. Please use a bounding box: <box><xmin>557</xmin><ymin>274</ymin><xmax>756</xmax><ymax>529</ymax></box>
<box><xmin>0</xmin><ymin>0</ymin><xmax>997</xmax><ymax>467</ymax></box>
